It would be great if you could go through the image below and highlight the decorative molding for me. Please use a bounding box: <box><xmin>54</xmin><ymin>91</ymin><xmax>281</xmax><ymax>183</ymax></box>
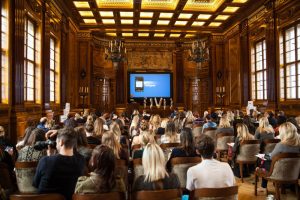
<box><xmin>77</xmin><ymin>31</ymin><xmax>92</xmax><ymax>39</ymax></box>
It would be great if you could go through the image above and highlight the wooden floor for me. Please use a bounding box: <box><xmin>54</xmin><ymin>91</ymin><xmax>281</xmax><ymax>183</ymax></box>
<box><xmin>237</xmin><ymin>175</ymin><xmax>299</xmax><ymax>200</ymax></box>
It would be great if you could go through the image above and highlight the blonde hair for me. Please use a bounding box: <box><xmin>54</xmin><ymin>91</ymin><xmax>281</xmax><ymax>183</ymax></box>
<box><xmin>185</xmin><ymin>111</ymin><xmax>195</xmax><ymax>124</ymax></box>
<box><xmin>130</xmin><ymin>115</ymin><xmax>140</xmax><ymax>136</ymax></box>
<box><xmin>218</xmin><ymin>117</ymin><xmax>231</xmax><ymax>128</ymax></box>
<box><xmin>94</xmin><ymin>118</ymin><xmax>105</xmax><ymax>138</ymax></box>
<box><xmin>101</xmin><ymin>131</ymin><xmax>121</xmax><ymax>159</ymax></box>
<box><xmin>164</xmin><ymin>121</ymin><xmax>177</xmax><ymax>143</ymax></box>
<box><xmin>160</xmin><ymin>118</ymin><xmax>169</xmax><ymax>129</ymax></box>
<box><xmin>150</xmin><ymin>114</ymin><xmax>161</xmax><ymax>133</ymax></box>
<box><xmin>258</xmin><ymin>117</ymin><xmax>274</xmax><ymax>133</ymax></box>
<box><xmin>279</xmin><ymin>122</ymin><xmax>300</xmax><ymax>146</ymax></box>
<box><xmin>110</xmin><ymin>122</ymin><xmax>121</xmax><ymax>141</ymax></box>
<box><xmin>295</xmin><ymin>116</ymin><xmax>300</xmax><ymax>126</ymax></box>
<box><xmin>142</xmin><ymin>143</ymin><xmax>168</xmax><ymax>182</ymax></box>
<box><xmin>139</xmin><ymin>131</ymin><xmax>155</xmax><ymax>147</ymax></box>
<box><xmin>237</xmin><ymin>123</ymin><xmax>254</xmax><ymax>142</ymax></box>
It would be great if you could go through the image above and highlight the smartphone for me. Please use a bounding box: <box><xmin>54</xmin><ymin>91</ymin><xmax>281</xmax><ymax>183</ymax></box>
<box><xmin>135</xmin><ymin>77</ymin><xmax>144</xmax><ymax>92</ymax></box>
<box><xmin>182</xmin><ymin>194</ymin><xmax>189</xmax><ymax>200</ymax></box>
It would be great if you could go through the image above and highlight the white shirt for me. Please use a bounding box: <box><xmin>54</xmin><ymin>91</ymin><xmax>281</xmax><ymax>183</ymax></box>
<box><xmin>186</xmin><ymin>159</ymin><xmax>235</xmax><ymax>191</ymax></box>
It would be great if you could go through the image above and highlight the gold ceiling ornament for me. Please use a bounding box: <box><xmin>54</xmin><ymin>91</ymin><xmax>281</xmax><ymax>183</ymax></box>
<box><xmin>141</xmin><ymin>0</ymin><xmax>180</xmax><ymax>10</ymax></box>
<box><xmin>96</xmin><ymin>0</ymin><xmax>133</xmax><ymax>9</ymax></box>
<box><xmin>184</xmin><ymin>0</ymin><xmax>225</xmax><ymax>12</ymax></box>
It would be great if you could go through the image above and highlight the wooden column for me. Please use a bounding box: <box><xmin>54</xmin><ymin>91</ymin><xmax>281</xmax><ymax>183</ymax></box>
<box><xmin>175</xmin><ymin>43</ymin><xmax>184</xmax><ymax>104</ymax></box>
<box><xmin>240</xmin><ymin>19</ymin><xmax>250</xmax><ymax>107</ymax></box>
<box><xmin>116</xmin><ymin>62</ymin><xmax>125</xmax><ymax>105</ymax></box>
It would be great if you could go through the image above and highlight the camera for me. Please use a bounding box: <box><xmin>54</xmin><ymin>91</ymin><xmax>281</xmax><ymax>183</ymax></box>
<box><xmin>34</xmin><ymin>139</ymin><xmax>56</xmax><ymax>151</ymax></box>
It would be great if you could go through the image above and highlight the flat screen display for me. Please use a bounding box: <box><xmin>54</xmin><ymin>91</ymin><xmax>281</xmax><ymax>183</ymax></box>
<box><xmin>129</xmin><ymin>73</ymin><xmax>172</xmax><ymax>98</ymax></box>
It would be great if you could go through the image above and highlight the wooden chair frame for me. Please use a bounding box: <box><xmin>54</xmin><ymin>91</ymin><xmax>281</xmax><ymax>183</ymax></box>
<box><xmin>191</xmin><ymin>186</ymin><xmax>238</xmax><ymax>200</ymax></box>
<box><xmin>10</xmin><ymin>193</ymin><xmax>65</xmax><ymax>200</ymax></box>
<box><xmin>236</xmin><ymin>140</ymin><xmax>260</xmax><ymax>182</ymax></box>
<box><xmin>261</xmin><ymin>139</ymin><xmax>280</xmax><ymax>154</ymax></box>
<box><xmin>254</xmin><ymin>153</ymin><xmax>300</xmax><ymax>200</ymax></box>
<box><xmin>72</xmin><ymin>192</ymin><xmax>126</xmax><ymax>200</ymax></box>
<box><xmin>132</xmin><ymin>189</ymin><xmax>182</xmax><ymax>200</ymax></box>
<box><xmin>160</xmin><ymin>143</ymin><xmax>180</xmax><ymax>150</ymax></box>
<box><xmin>216</xmin><ymin>132</ymin><xmax>234</xmax><ymax>160</ymax></box>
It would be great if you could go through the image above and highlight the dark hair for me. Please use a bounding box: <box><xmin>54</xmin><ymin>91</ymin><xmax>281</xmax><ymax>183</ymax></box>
<box><xmin>90</xmin><ymin>145</ymin><xmax>116</xmax><ymax>192</ymax></box>
<box><xmin>27</xmin><ymin>128</ymin><xmax>46</xmax><ymax>146</ymax></box>
<box><xmin>166</xmin><ymin>121</ymin><xmax>175</xmax><ymax>133</ymax></box>
<box><xmin>205</xmin><ymin>114</ymin><xmax>211</xmax><ymax>120</ymax></box>
<box><xmin>277</xmin><ymin>116</ymin><xmax>287</xmax><ymax>126</ymax></box>
<box><xmin>57</xmin><ymin>128</ymin><xmax>77</xmax><ymax>149</ymax></box>
<box><xmin>195</xmin><ymin>135</ymin><xmax>215</xmax><ymax>159</ymax></box>
<box><xmin>65</xmin><ymin>118</ymin><xmax>77</xmax><ymax>129</ymax></box>
<box><xmin>74</xmin><ymin>127</ymin><xmax>88</xmax><ymax>147</ymax></box>
<box><xmin>85</xmin><ymin>124</ymin><xmax>94</xmax><ymax>133</ymax></box>
<box><xmin>22</xmin><ymin>126</ymin><xmax>36</xmax><ymax>146</ymax></box>
<box><xmin>180</xmin><ymin>127</ymin><xmax>195</xmax><ymax>156</ymax></box>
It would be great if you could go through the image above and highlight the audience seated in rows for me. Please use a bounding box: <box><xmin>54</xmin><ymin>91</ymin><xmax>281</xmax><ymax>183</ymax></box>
<box><xmin>75</xmin><ymin>145</ymin><xmax>126</xmax><ymax>194</ymax></box>
<box><xmin>133</xmin><ymin>143</ymin><xmax>180</xmax><ymax>191</ymax></box>
<box><xmin>186</xmin><ymin>135</ymin><xmax>235</xmax><ymax>190</ymax></box>
<box><xmin>254</xmin><ymin>117</ymin><xmax>274</xmax><ymax>142</ymax></box>
<box><xmin>216</xmin><ymin>117</ymin><xmax>234</xmax><ymax>135</ymax></box>
<box><xmin>202</xmin><ymin>114</ymin><xmax>217</xmax><ymax>133</ymax></box>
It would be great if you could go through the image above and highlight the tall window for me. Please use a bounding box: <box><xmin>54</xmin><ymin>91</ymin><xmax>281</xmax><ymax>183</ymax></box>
<box><xmin>251</xmin><ymin>39</ymin><xmax>267</xmax><ymax>100</ymax></box>
<box><xmin>280</xmin><ymin>23</ymin><xmax>300</xmax><ymax>99</ymax></box>
<box><xmin>24</xmin><ymin>18</ymin><xmax>36</xmax><ymax>102</ymax></box>
<box><xmin>50</xmin><ymin>37</ymin><xmax>59</xmax><ymax>103</ymax></box>
<box><xmin>1</xmin><ymin>1</ymin><xmax>8</xmax><ymax>104</ymax></box>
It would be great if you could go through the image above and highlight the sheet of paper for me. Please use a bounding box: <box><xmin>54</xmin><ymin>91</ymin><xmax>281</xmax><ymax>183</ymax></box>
<box><xmin>256</xmin><ymin>154</ymin><xmax>266</xmax><ymax>160</ymax></box>
<box><xmin>227</xmin><ymin>143</ymin><xmax>234</xmax><ymax>147</ymax></box>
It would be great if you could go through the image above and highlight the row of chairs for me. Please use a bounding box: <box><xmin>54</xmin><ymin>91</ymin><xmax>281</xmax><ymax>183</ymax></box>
<box><xmin>10</xmin><ymin>186</ymin><xmax>239</xmax><ymax>200</ymax></box>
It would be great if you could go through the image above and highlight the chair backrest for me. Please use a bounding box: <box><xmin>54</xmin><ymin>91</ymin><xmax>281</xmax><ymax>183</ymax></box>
<box><xmin>10</xmin><ymin>193</ymin><xmax>65</xmax><ymax>200</ymax></box>
<box><xmin>72</xmin><ymin>192</ymin><xmax>125</xmax><ymax>200</ymax></box>
<box><xmin>192</xmin><ymin>186</ymin><xmax>238</xmax><ymax>200</ymax></box>
<box><xmin>236</xmin><ymin>140</ymin><xmax>260</xmax><ymax>162</ymax></box>
<box><xmin>262</xmin><ymin>139</ymin><xmax>280</xmax><ymax>154</ymax></box>
<box><xmin>216</xmin><ymin>132</ymin><xmax>234</xmax><ymax>151</ymax></box>
<box><xmin>170</xmin><ymin>157</ymin><xmax>201</xmax><ymax>188</ymax></box>
<box><xmin>160</xmin><ymin>143</ymin><xmax>180</xmax><ymax>150</ymax></box>
<box><xmin>133</xmin><ymin>158</ymin><xmax>144</xmax><ymax>182</ymax></box>
<box><xmin>15</xmin><ymin>161</ymin><xmax>38</xmax><ymax>193</ymax></box>
<box><xmin>0</xmin><ymin>162</ymin><xmax>14</xmax><ymax>190</ymax></box>
<box><xmin>115</xmin><ymin>159</ymin><xmax>128</xmax><ymax>187</ymax></box>
<box><xmin>268</xmin><ymin>153</ymin><xmax>300</xmax><ymax>181</ymax></box>
<box><xmin>132</xmin><ymin>189</ymin><xmax>182</xmax><ymax>200</ymax></box>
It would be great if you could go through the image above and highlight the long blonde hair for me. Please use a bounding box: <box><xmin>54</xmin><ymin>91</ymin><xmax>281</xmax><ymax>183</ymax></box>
<box><xmin>150</xmin><ymin>114</ymin><xmax>161</xmax><ymax>133</ymax></box>
<box><xmin>101</xmin><ymin>131</ymin><xmax>121</xmax><ymax>159</ymax></box>
<box><xmin>94</xmin><ymin>118</ymin><xmax>105</xmax><ymax>138</ymax></box>
<box><xmin>258</xmin><ymin>117</ymin><xmax>274</xmax><ymax>133</ymax></box>
<box><xmin>279</xmin><ymin>122</ymin><xmax>300</xmax><ymax>146</ymax></box>
<box><xmin>130</xmin><ymin>115</ymin><xmax>140</xmax><ymax>136</ymax></box>
<box><xmin>218</xmin><ymin>117</ymin><xmax>231</xmax><ymax>128</ymax></box>
<box><xmin>110</xmin><ymin>122</ymin><xmax>121</xmax><ymax>141</ymax></box>
<box><xmin>142</xmin><ymin>143</ymin><xmax>168</xmax><ymax>182</ymax></box>
<box><xmin>237</xmin><ymin>123</ymin><xmax>254</xmax><ymax>142</ymax></box>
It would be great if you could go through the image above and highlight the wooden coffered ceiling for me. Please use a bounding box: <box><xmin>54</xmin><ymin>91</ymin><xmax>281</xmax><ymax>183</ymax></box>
<box><xmin>60</xmin><ymin>0</ymin><xmax>265</xmax><ymax>39</ymax></box>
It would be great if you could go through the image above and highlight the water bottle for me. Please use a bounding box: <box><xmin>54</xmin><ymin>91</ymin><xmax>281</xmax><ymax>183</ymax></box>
<box><xmin>266</xmin><ymin>194</ymin><xmax>274</xmax><ymax>200</ymax></box>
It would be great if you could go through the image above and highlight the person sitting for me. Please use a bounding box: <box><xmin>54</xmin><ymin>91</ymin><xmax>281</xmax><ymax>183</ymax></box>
<box><xmin>243</xmin><ymin>116</ymin><xmax>256</xmax><ymax>135</ymax></box>
<box><xmin>17</xmin><ymin>128</ymin><xmax>46</xmax><ymax>161</ymax></box>
<box><xmin>202</xmin><ymin>114</ymin><xmax>217</xmax><ymax>133</ymax></box>
<box><xmin>186</xmin><ymin>135</ymin><xmax>235</xmax><ymax>190</ymax></box>
<box><xmin>216</xmin><ymin>117</ymin><xmax>234</xmax><ymax>135</ymax></box>
<box><xmin>231</xmin><ymin>123</ymin><xmax>254</xmax><ymax>177</ymax></box>
<box><xmin>183</xmin><ymin>111</ymin><xmax>195</xmax><ymax>129</ymax></box>
<box><xmin>160</xmin><ymin>121</ymin><xmax>180</xmax><ymax>144</ymax></box>
<box><xmin>94</xmin><ymin>118</ymin><xmax>105</xmax><ymax>139</ymax></box>
<box><xmin>74</xmin><ymin>127</ymin><xmax>92</xmax><ymax>163</ymax></box>
<box><xmin>167</xmin><ymin>128</ymin><xmax>197</xmax><ymax>171</ymax></box>
<box><xmin>37</xmin><ymin>117</ymin><xmax>49</xmax><ymax>133</ymax></box>
<box><xmin>85</xmin><ymin>124</ymin><xmax>101</xmax><ymax>145</ymax></box>
<box><xmin>133</xmin><ymin>143</ymin><xmax>180</xmax><ymax>191</ymax></box>
<box><xmin>101</xmin><ymin>131</ymin><xmax>129</xmax><ymax>165</ymax></box>
<box><xmin>286</xmin><ymin>117</ymin><xmax>300</xmax><ymax>134</ymax></box>
<box><xmin>33</xmin><ymin>128</ymin><xmax>85</xmax><ymax>200</ymax></box>
<box><xmin>0</xmin><ymin>126</ymin><xmax>16</xmax><ymax>162</ymax></box>
<box><xmin>254</xmin><ymin>117</ymin><xmax>274</xmax><ymax>142</ymax></box>
<box><xmin>132</xmin><ymin>131</ymin><xmax>155</xmax><ymax>159</ymax></box>
<box><xmin>256</xmin><ymin>122</ymin><xmax>300</xmax><ymax>192</ymax></box>
<box><xmin>75</xmin><ymin>145</ymin><xmax>126</xmax><ymax>194</ymax></box>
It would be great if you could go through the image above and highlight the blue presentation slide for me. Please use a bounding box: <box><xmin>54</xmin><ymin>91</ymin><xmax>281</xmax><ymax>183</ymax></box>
<box><xmin>129</xmin><ymin>73</ymin><xmax>171</xmax><ymax>98</ymax></box>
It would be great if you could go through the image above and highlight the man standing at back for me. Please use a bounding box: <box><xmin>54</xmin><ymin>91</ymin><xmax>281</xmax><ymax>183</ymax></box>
<box><xmin>186</xmin><ymin>135</ymin><xmax>235</xmax><ymax>191</ymax></box>
<box><xmin>33</xmin><ymin>128</ymin><xmax>85</xmax><ymax>200</ymax></box>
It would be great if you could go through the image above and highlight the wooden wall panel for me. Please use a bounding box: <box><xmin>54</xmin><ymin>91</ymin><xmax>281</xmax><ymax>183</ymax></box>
<box><xmin>228</xmin><ymin>34</ymin><xmax>241</xmax><ymax>106</ymax></box>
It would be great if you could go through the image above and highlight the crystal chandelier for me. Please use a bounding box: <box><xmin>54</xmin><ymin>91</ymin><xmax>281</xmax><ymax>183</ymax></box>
<box><xmin>105</xmin><ymin>39</ymin><xmax>127</xmax><ymax>69</ymax></box>
<box><xmin>188</xmin><ymin>40</ymin><xmax>209</xmax><ymax>70</ymax></box>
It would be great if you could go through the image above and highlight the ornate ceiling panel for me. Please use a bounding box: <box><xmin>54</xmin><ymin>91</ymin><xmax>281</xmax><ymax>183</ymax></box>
<box><xmin>63</xmin><ymin>0</ymin><xmax>264</xmax><ymax>39</ymax></box>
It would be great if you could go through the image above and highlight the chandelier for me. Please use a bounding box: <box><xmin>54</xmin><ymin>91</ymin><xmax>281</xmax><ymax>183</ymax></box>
<box><xmin>188</xmin><ymin>40</ymin><xmax>209</xmax><ymax>70</ymax></box>
<box><xmin>105</xmin><ymin>39</ymin><xmax>127</xmax><ymax>69</ymax></box>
